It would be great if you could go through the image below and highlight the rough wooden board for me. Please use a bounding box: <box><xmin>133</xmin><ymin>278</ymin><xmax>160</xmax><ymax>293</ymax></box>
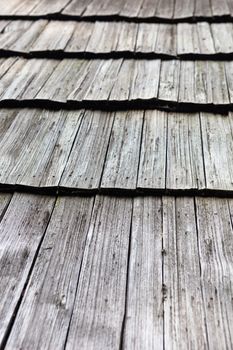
<box><xmin>60</xmin><ymin>110</ymin><xmax>114</xmax><ymax>190</ymax></box>
<box><xmin>0</xmin><ymin>58</ymin><xmax>28</xmax><ymax>98</ymax></box>
<box><xmin>194</xmin><ymin>60</ymin><xmax>212</xmax><ymax>104</ymax></box>
<box><xmin>166</xmin><ymin>113</ymin><xmax>205</xmax><ymax>190</ymax></box>
<box><xmin>65</xmin><ymin>22</ymin><xmax>94</xmax><ymax>52</ymax></box>
<box><xmin>173</xmin><ymin>0</ymin><xmax>194</xmax><ymax>18</ymax></box>
<box><xmin>201</xmin><ymin>113</ymin><xmax>233</xmax><ymax>191</ymax></box>
<box><xmin>62</xmin><ymin>0</ymin><xmax>92</xmax><ymax>16</ymax></box>
<box><xmin>31</xmin><ymin>20</ymin><xmax>75</xmax><ymax>52</ymax></box>
<box><xmin>83</xmin><ymin>59</ymin><xmax>123</xmax><ymax>101</ymax></box>
<box><xmin>155</xmin><ymin>24</ymin><xmax>177</xmax><ymax>56</ymax></box>
<box><xmin>6</xmin><ymin>196</ymin><xmax>94</xmax><ymax>350</ymax></box>
<box><xmin>120</xmin><ymin>0</ymin><xmax>144</xmax><ymax>17</ymax></box>
<box><xmin>36</xmin><ymin>59</ymin><xmax>87</xmax><ymax>102</ymax></box>
<box><xmin>178</xmin><ymin>61</ymin><xmax>195</xmax><ymax>103</ymax></box>
<box><xmin>211</xmin><ymin>0</ymin><xmax>230</xmax><ymax>16</ymax></box>
<box><xmin>10</xmin><ymin>20</ymin><xmax>48</xmax><ymax>53</ymax></box>
<box><xmin>155</xmin><ymin>0</ymin><xmax>174</xmax><ymax>18</ymax></box>
<box><xmin>115</xmin><ymin>22</ymin><xmax>138</xmax><ymax>52</ymax></box>
<box><xmin>158</xmin><ymin>60</ymin><xmax>180</xmax><ymax>102</ymax></box>
<box><xmin>0</xmin><ymin>192</ymin><xmax>55</xmax><ymax>348</ymax></box>
<box><xmin>225</xmin><ymin>61</ymin><xmax>233</xmax><ymax>103</ymax></box>
<box><xmin>196</xmin><ymin>197</ymin><xmax>233</xmax><ymax>349</ymax></box>
<box><xmin>0</xmin><ymin>21</ymin><xmax>32</xmax><ymax>50</ymax></box>
<box><xmin>0</xmin><ymin>59</ymin><xmax>59</xmax><ymax>101</ymax></box>
<box><xmin>0</xmin><ymin>193</ymin><xmax>12</xmax><ymax>221</ymax></box>
<box><xmin>109</xmin><ymin>60</ymin><xmax>135</xmax><ymax>101</ymax></box>
<box><xmin>85</xmin><ymin>22</ymin><xmax>120</xmax><ymax>53</ymax></box>
<box><xmin>197</xmin><ymin>23</ymin><xmax>215</xmax><ymax>54</ymax></box>
<box><xmin>177</xmin><ymin>23</ymin><xmax>200</xmax><ymax>55</ymax></box>
<box><xmin>135</xmin><ymin>23</ymin><xmax>159</xmax><ymax>52</ymax></box>
<box><xmin>138</xmin><ymin>0</ymin><xmax>159</xmax><ymax>17</ymax></box>
<box><xmin>30</xmin><ymin>0</ymin><xmax>70</xmax><ymax>16</ymax></box>
<box><xmin>123</xmin><ymin>196</ymin><xmax>163</xmax><ymax>350</ymax></box>
<box><xmin>101</xmin><ymin>111</ymin><xmax>143</xmax><ymax>191</ymax></box>
<box><xmin>129</xmin><ymin>60</ymin><xmax>161</xmax><ymax>100</ymax></box>
<box><xmin>212</xmin><ymin>23</ymin><xmax>233</xmax><ymax>53</ymax></box>
<box><xmin>207</xmin><ymin>61</ymin><xmax>230</xmax><ymax>105</ymax></box>
<box><xmin>137</xmin><ymin>110</ymin><xmax>167</xmax><ymax>190</ymax></box>
<box><xmin>0</xmin><ymin>109</ymin><xmax>83</xmax><ymax>187</ymax></box>
<box><xmin>163</xmin><ymin>196</ymin><xmax>208</xmax><ymax>349</ymax></box>
<box><xmin>65</xmin><ymin>196</ymin><xmax>132</xmax><ymax>350</ymax></box>
<box><xmin>194</xmin><ymin>0</ymin><xmax>212</xmax><ymax>17</ymax></box>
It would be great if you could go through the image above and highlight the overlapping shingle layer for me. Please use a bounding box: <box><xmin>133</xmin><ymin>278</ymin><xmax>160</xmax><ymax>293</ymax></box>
<box><xmin>0</xmin><ymin>1</ymin><xmax>233</xmax><ymax>349</ymax></box>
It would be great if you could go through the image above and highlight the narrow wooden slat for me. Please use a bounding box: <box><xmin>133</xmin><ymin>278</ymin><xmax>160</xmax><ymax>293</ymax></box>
<box><xmin>0</xmin><ymin>109</ymin><xmax>83</xmax><ymax>188</ymax></box>
<box><xmin>201</xmin><ymin>113</ymin><xmax>233</xmax><ymax>191</ymax></box>
<box><xmin>123</xmin><ymin>197</ymin><xmax>163</xmax><ymax>350</ymax></box>
<box><xmin>137</xmin><ymin>110</ymin><xmax>167</xmax><ymax>190</ymax></box>
<box><xmin>31</xmin><ymin>21</ymin><xmax>75</xmax><ymax>52</ymax></box>
<box><xmin>109</xmin><ymin>60</ymin><xmax>135</xmax><ymax>101</ymax></box>
<box><xmin>173</xmin><ymin>0</ymin><xmax>194</xmax><ymax>18</ymax></box>
<box><xmin>211</xmin><ymin>0</ymin><xmax>230</xmax><ymax>16</ymax></box>
<box><xmin>196</xmin><ymin>197</ymin><xmax>233</xmax><ymax>349</ymax></box>
<box><xmin>166</xmin><ymin>113</ymin><xmax>205</xmax><ymax>190</ymax></box>
<box><xmin>211</xmin><ymin>23</ymin><xmax>233</xmax><ymax>53</ymax></box>
<box><xmin>65</xmin><ymin>22</ymin><xmax>94</xmax><ymax>53</ymax></box>
<box><xmin>177</xmin><ymin>24</ymin><xmax>200</xmax><ymax>55</ymax></box>
<box><xmin>120</xmin><ymin>0</ymin><xmax>144</xmax><ymax>17</ymax></box>
<box><xmin>62</xmin><ymin>0</ymin><xmax>92</xmax><ymax>16</ymax></box>
<box><xmin>225</xmin><ymin>61</ymin><xmax>233</xmax><ymax>102</ymax></box>
<box><xmin>84</xmin><ymin>60</ymin><xmax>123</xmax><ymax>101</ymax></box>
<box><xmin>135</xmin><ymin>23</ymin><xmax>159</xmax><ymax>53</ymax></box>
<box><xmin>6</xmin><ymin>196</ymin><xmax>94</xmax><ymax>350</ymax></box>
<box><xmin>84</xmin><ymin>0</ymin><xmax>106</xmax><ymax>16</ymax></box>
<box><xmin>65</xmin><ymin>196</ymin><xmax>132</xmax><ymax>350</ymax></box>
<box><xmin>101</xmin><ymin>111</ymin><xmax>143</xmax><ymax>191</ymax></box>
<box><xmin>207</xmin><ymin>61</ymin><xmax>229</xmax><ymax>105</ymax></box>
<box><xmin>0</xmin><ymin>193</ymin><xmax>12</xmax><ymax>220</ymax></box>
<box><xmin>178</xmin><ymin>61</ymin><xmax>195</xmax><ymax>103</ymax></box>
<box><xmin>194</xmin><ymin>61</ymin><xmax>212</xmax><ymax>104</ymax></box>
<box><xmin>60</xmin><ymin>110</ymin><xmax>114</xmax><ymax>190</ymax></box>
<box><xmin>85</xmin><ymin>22</ymin><xmax>121</xmax><ymax>53</ymax></box>
<box><xmin>163</xmin><ymin>196</ymin><xmax>208</xmax><ymax>349</ymax></box>
<box><xmin>197</xmin><ymin>23</ymin><xmax>215</xmax><ymax>54</ymax></box>
<box><xmin>194</xmin><ymin>0</ymin><xmax>212</xmax><ymax>17</ymax></box>
<box><xmin>0</xmin><ymin>21</ymin><xmax>32</xmax><ymax>50</ymax></box>
<box><xmin>158</xmin><ymin>60</ymin><xmax>180</xmax><ymax>102</ymax></box>
<box><xmin>129</xmin><ymin>60</ymin><xmax>161</xmax><ymax>100</ymax></box>
<box><xmin>0</xmin><ymin>192</ymin><xmax>55</xmax><ymax>347</ymax></box>
<box><xmin>30</xmin><ymin>0</ymin><xmax>70</xmax><ymax>16</ymax></box>
<box><xmin>138</xmin><ymin>0</ymin><xmax>160</xmax><ymax>17</ymax></box>
<box><xmin>155</xmin><ymin>0</ymin><xmax>174</xmax><ymax>19</ymax></box>
<box><xmin>155</xmin><ymin>24</ymin><xmax>177</xmax><ymax>56</ymax></box>
<box><xmin>115</xmin><ymin>22</ymin><xmax>138</xmax><ymax>52</ymax></box>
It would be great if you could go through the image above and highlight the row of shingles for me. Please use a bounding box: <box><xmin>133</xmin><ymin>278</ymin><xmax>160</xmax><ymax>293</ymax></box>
<box><xmin>1</xmin><ymin>109</ymin><xmax>233</xmax><ymax>194</ymax></box>
<box><xmin>1</xmin><ymin>0</ymin><xmax>233</xmax><ymax>21</ymax></box>
<box><xmin>0</xmin><ymin>192</ymin><xmax>232</xmax><ymax>349</ymax></box>
<box><xmin>1</xmin><ymin>20</ymin><xmax>233</xmax><ymax>58</ymax></box>
<box><xmin>0</xmin><ymin>57</ymin><xmax>233</xmax><ymax>109</ymax></box>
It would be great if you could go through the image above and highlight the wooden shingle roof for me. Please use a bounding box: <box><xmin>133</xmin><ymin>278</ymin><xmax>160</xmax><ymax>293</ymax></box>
<box><xmin>0</xmin><ymin>1</ymin><xmax>233</xmax><ymax>349</ymax></box>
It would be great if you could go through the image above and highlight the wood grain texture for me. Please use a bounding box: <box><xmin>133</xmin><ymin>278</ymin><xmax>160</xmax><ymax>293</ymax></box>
<box><xmin>123</xmin><ymin>196</ymin><xmax>163</xmax><ymax>350</ymax></box>
<box><xmin>65</xmin><ymin>196</ymin><xmax>132</xmax><ymax>350</ymax></box>
<box><xmin>6</xmin><ymin>196</ymin><xmax>94</xmax><ymax>350</ymax></box>
<box><xmin>0</xmin><ymin>192</ymin><xmax>55</xmax><ymax>347</ymax></box>
<box><xmin>101</xmin><ymin>111</ymin><xmax>143</xmax><ymax>191</ymax></box>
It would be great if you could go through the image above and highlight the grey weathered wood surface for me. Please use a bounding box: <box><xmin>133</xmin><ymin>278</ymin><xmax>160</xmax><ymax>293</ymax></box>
<box><xmin>0</xmin><ymin>192</ymin><xmax>55</xmax><ymax>347</ymax></box>
<box><xmin>123</xmin><ymin>196</ymin><xmax>163</xmax><ymax>349</ymax></box>
<box><xmin>2</xmin><ymin>20</ymin><xmax>233</xmax><ymax>58</ymax></box>
<box><xmin>196</xmin><ymin>197</ymin><xmax>233</xmax><ymax>349</ymax></box>
<box><xmin>163</xmin><ymin>196</ymin><xmax>208</xmax><ymax>349</ymax></box>
<box><xmin>6</xmin><ymin>196</ymin><xmax>94</xmax><ymax>350</ymax></box>
<box><xmin>65</xmin><ymin>196</ymin><xmax>132</xmax><ymax>350</ymax></box>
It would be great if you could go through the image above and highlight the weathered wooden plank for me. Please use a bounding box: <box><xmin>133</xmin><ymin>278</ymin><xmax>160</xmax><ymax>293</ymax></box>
<box><xmin>120</xmin><ymin>0</ymin><xmax>144</xmax><ymax>17</ymax></box>
<box><xmin>0</xmin><ymin>59</ymin><xmax>59</xmax><ymax>101</ymax></box>
<box><xmin>166</xmin><ymin>113</ymin><xmax>205</xmax><ymax>190</ymax></box>
<box><xmin>65</xmin><ymin>22</ymin><xmax>94</xmax><ymax>52</ymax></box>
<box><xmin>138</xmin><ymin>0</ymin><xmax>160</xmax><ymax>17</ymax></box>
<box><xmin>0</xmin><ymin>193</ymin><xmax>12</xmax><ymax>220</ymax></box>
<box><xmin>0</xmin><ymin>109</ymin><xmax>83</xmax><ymax>188</ymax></box>
<box><xmin>137</xmin><ymin>110</ymin><xmax>167</xmax><ymax>190</ymax></box>
<box><xmin>177</xmin><ymin>24</ymin><xmax>200</xmax><ymax>55</ymax></box>
<box><xmin>0</xmin><ymin>21</ymin><xmax>32</xmax><ymax>50</ymax></box>
<box><xmin>225</xmin><ymin>61</ymin><xmax>233</xmax><ymax>102</ymax></box>
<box><xmin>65</xmin><ymin>196</ymin><xmax>132</xmax><ymax>350</ymax></box>
<box><xmin>62</xmin><ymin>0</ymin><xmax>92</xmax><ymax>16</ymax></box>
<box><xmin>135</xmin><ymin>23</ymin><xmax>159</xmax><ymax>53</ymax></box>
<box><xmin>30</xmin><ymin>0</ymin><xmax>70</xmax><ymax>16</ymax></box>
<box><xmin>201</xmin><ymin>113</ymin><xmax>233</xmax><ymax>191</ymax></box>
<box><xmin>211</xmin><ymin>23</ymin><xmax>233</xmax><ymax>53</ymax></box>
<box><xmin>123</xmin><ymin>196</ymin><xmax>163</xmax><ymax>350</ymax></box>
<box><xmin>211</xmin><ymin>0</ymin><xmax>230</xmax><ymax>16</ymax></box>
<box><xmin>155</xmin><ymin>0</ymin><xmax>174</xmax><ymax>19</ymax></box>
<box><xmin>158</xmin><ymin>60</ymin><xmax>180</xmax><ymax>102</ymax></box>
<box><xmin>84</xmin><ymin>0</ymin><xmax>107</xmax><ymax>16</ymax></box>
<box><xmin>173</xmin><ymin>0</ymin><xmax>194</xmax><ymax>18</ymax></box>
<box><xmin>85</xmin><ymin>22</ymin><xmax>121</xmax><ymax>53</ymax></box>
<box><xmin>10</xmin><ymin>20</ymin><xmax>48</xmax><ymax>53</ymax></box>
<box><xmin>6</xmin><ymin>196</ymin><xmax>94</xmax><ymax>350</ymax></box>
<box><xmin>178</xmin><ymin>61</ymin><xmax>195</xmax><ymax>103</ymax></box>
<box><xmin>101</xmin><ymin>111</ymin><xmax>143</xmax><ymax>191</ymax></box>
<box><xmin>196</xmin><ymin>197</ymin><xmax>233</xmax><ymax>349</ymax></box>
<box><xmin>129</xmin><ymin>60</ymin><xmax>161</xmax><ymax>100</ymax></box>
<box><xmin>0</xmin><ymin>58</ymin><xmax>26</xmax><ymax>97</ymax></box>
<box><xmin>197</xmin><ymin>23</ymin><xmax>215</xmax><ymax>54</ymax></box>
<box><xmin>194</xmin><ymin>60</ymin><xmax>212</xmax><ymax>104</ymax></box>
<box><xmin>0</xmin><ymin>192</ymin><xmax>55</xmax><ymax>347</ymax></box>
<box><xmin>163</xmin><ymin>196</ymin><xmax>208</xmax><ymax>349</ymax></box>
<box><xmin>115</xmin><ymin>22</ymin><xmax>138</xmax><ymax>52</ymax></box>
<box><xmin>60</xmin><ymin>110</ymin><xmax>114</xmax><ymax>190</ymax></box>
<box><xmin>155</xmin><ymin>24</ymin><xmax>177</xmax><ymax>56</ymax></box>
<box><xmin>84</xmin><ymin>59</ymin><xmax>123</xmax><ymax>101</ymax></box>
<box><xmin>207</xmin><ymin>61</ymin><xmax>229</xmax><ymax>105</ymax></box>
<box><xmin>194</xmin><ymin>0</ymin><xmax>212</xmax><ymax>17</ymax></box>
<box><xmin>109</xmin><ymin>60</ymin><xmax>135</xmax><ymax>101</ymax></box>
<box><xmin>31</xmin><ymin>21</ymin><xmax>75</xmax><ymax>52</ymax></box>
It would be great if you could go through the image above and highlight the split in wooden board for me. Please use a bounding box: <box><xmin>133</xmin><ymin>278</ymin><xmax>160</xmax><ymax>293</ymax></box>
<box><xmin>1</xmin><ymin>20</ymin><xmax>233</xmax><ymax>58</ymax></box>
<box><xmin>1</xmin><ymin>0</ymin><xmax>233</xmax><ymax>21</ymax></box>
<box><xmin>0</xmin><ymin>108</ymin><xmax>233</xmax><ymax>194</ymax></box>
<box><xmin>0</xmin><ymin>58</ymin><xmax>233</xmax><ymax>110</ymax></box>
<box><xmin>0</xmin><ymin>192</ymin><xmax>232</xmax><ymax>349</ymax></box>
